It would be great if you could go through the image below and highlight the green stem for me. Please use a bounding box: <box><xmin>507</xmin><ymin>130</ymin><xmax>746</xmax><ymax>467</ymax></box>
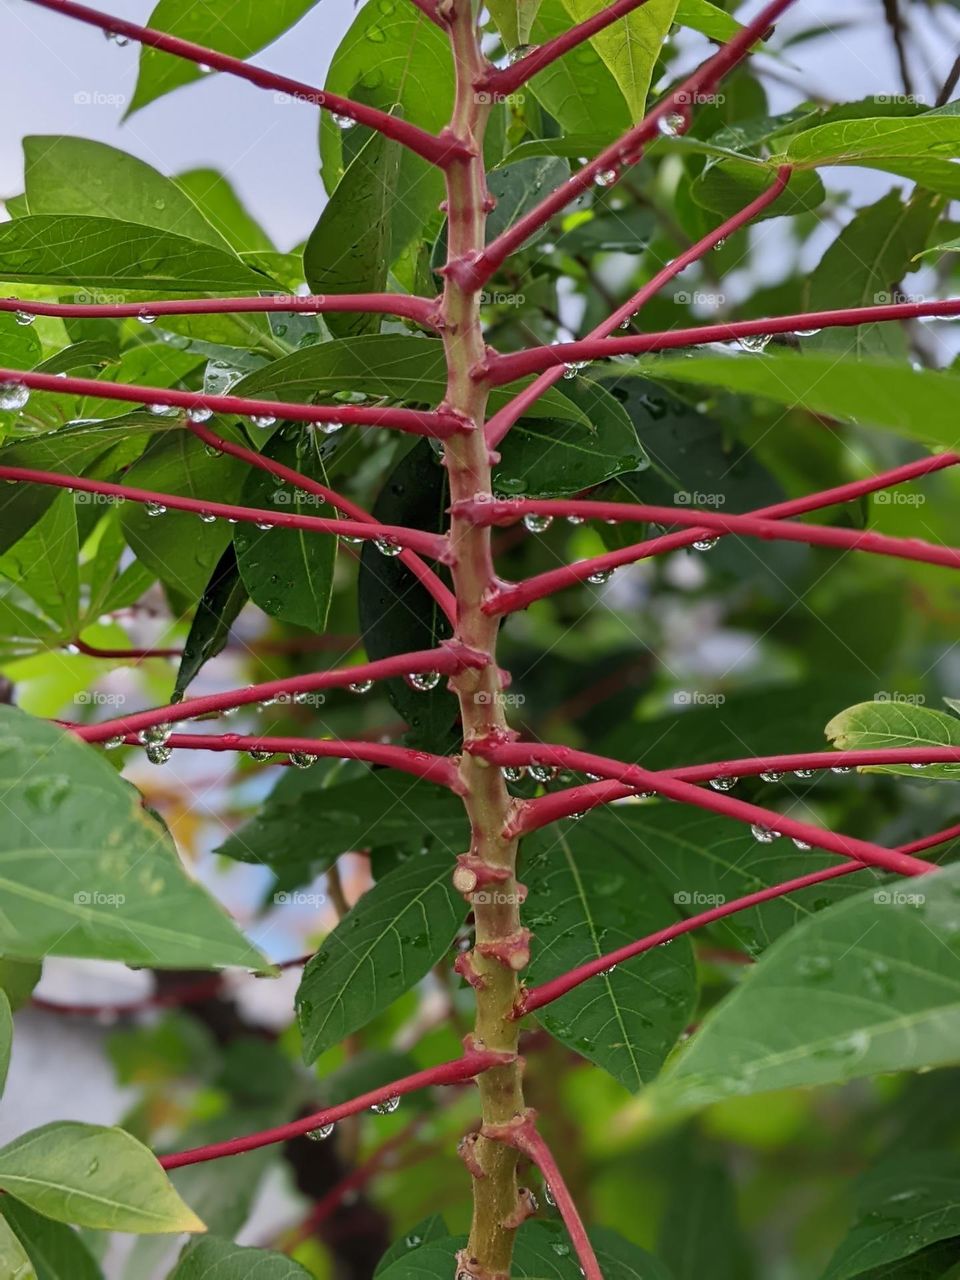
<box><xmin>439</xmin><ymin>3</ymin><xmax>527</xmax><ymax>1276</ymax></box>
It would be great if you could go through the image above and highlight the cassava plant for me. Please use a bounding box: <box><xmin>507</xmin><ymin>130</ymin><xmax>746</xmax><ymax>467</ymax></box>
<box><xmin>1</xmin><ymin>0</ymin><xmax>960</xmax><ymax>1276</ymax></box>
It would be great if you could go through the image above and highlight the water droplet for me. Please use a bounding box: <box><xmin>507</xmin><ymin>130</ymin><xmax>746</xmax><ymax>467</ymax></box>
<box><xmin>251</xmin><ymin>414</ymin><xmax>277</xmax><ymax>429</ymax></box>
<box><xmin>348</xmin><ymin>679</ymin><xmax>374</xmax><ymax>694</ymax></box>
<box><xmin>14</xmin><ymin>310</ymin><xmax>34</xmax><ymax>326</ymax></box>
<box><xmin>709</xmin><ymin>775</ymin><xmax>737</xmax><ymax>792</ymax></box>
<box><xmin>737</xmin><ymin>333</ymin><xmax>771</xmax><ymax>354</ymax></box>
<box><xmin>0</xmin><ymin>381</ymin><xmax>29</xmax><ymax>411</ymax></box>
<box><xmin>792</xmin><ymin>837</ymin><xmax>812</xmax><ymax>850</ymax></box>
<box><xmin>370</xmin><ymin>1095</ymin><xmax>401</xmax><ymax>1115</ymax></box>
<box><xmin>145</xmin><ymin>743</ymin><xmax>172</xmax><ymax>765</ymax></box>
<box><xmin>760</xmin><ymin>770</ymin><xmax>783</xmax><ymax>782</ymax></box>
<box><xmin>751</xmin><ymin>824</ymin><xmax>779</xmax><ymax>843</ymax></box>
<box><xmin>197</xmin><ymin>62</ymin><xmax>213</xmax><ymax>74</ymax></box>
<box><xmin>657</xmin><ymin>109</ymin><xmax>687</xmax><ymax>137</ymax></box>
<box><xmin>138</xmin><ymin>723</ymin><xmax>172</xmax><ymax>748</ymax></box>
<box><xmin>523</xmin><ymin>513</ymin><xmax>553</xmax><ymax>533</ymax></box>
<box><xmin>187</xmin><ymin>405</ymin><xmax>213</xmax><ymax>423</ymax></box>
<box><xmin>104</xmin><ymin>735</ymin><xmax>126</xmax><ymax>750</ymax></box>
<box><xmin>830</xmin><ymin>765</ymin><xmax>852</xmax><ymax>774</ymax></box>
<box><xmin>502</xmin><ymin>765</ymin><xmax>525</xmax><ymax>782</ymax></box>
<box><xmin>137</xmin><ymin>308</ymin><xmax>157</xmax><ymax>325</ymax></box>
<box><xmin>794</xmin><ymin>327</ymin><xmax>822</xmax><ymax>337</ymax></box>
<box><xmin>406</xmin><ymin>671</ymin><xmax>441</xmax><ymax>691</ymax></box>
<box><xmin>543</xmin><ymin>1184</ymin><xmax>556</xmax><ymax>1207</ymax></box>
<box><xmin>248</xmin><ymin>748</ymin><xmax>274</xmax><ymax>762</ymax></box>
<box><xmin>289</xmin><ymin>752</ymin><xmax>316</xmax><ymax>769</ymax></box>
<box><xmin>256</xmin><ymin>520</ymin><xmax>274</xmax><ymax>531</ymax></box>
<box><xmin>528</xmin><ymin>763</ymin><xmax>558</xmax><ymax>784</ymax></box>
<box><xmin>551</xmin><ymin>1241</ymin><xmax>571</xmax><ymax>1257</ymax></box>
<box><xmin>911</xmin><ymin>762</ymin><xmax>928</xmax><ymax>771</ymax></box>
<box><xmin>148</xmin><ymin>402</ymin><xmax>175</xmax><ymax>416</ymax></box>
<box><xmin>316</xmin><ymin>420</ymin><xmax>342</xmax><ymax>435</ymax></box>
<box><xmin>507</xmin><ymin>43</ymin><xmax>538</xmax><ymax>63</ymax></box>
<box><xmin>331</xmin><ymin>112</ymin><xmax>357</xmax><ymax>129</ymax></box>
<box><xmin>203</xmin><ymin>443</ymin><xmax>223</xmax><ymax>458</ymax></box>
<box><xmin>104</xmin><ymin>29</ymin><xmax>129</xmax><ymax>46</ymax></box>
<box><xmin>198</xmin><ymin>511</ymin><xmax>217</xmax><ymax>524</ymax></box>
<box><xmin>594</xmin><ymin>167</ymin><xmax>619</xmax><ymax>188</ymax></box>
<box><xmin>566</xmin><ymin>514</ymin><xmax>585</xmax><ymax>525</ymax></box>
<box><xmin>586</xmin><ymin>567</ymin><xmax>614</xmax><ymax>584</ymax></box>
<box><xmin>375</xmin><ymin>537</ymin><xmax>402</xmax><ymax>557</ymax></box>
<box><xmin>692</xmin><ymin>537</ymin><xmax>718</xmax><ymax>552</ymax></box>
<box><xmin>562</xmin><ymin>360</ymin><xmax>588</xmax><ymax>380</ymax></box>
<box><xmin>145</xmin><ymin>500</ymin><xmax>166</xmax><ymax>518</ymax></box>
<box><xmin>793</xmin><ymin>768</ymin><xmax>816</xmax><ymax>779</ymax></box>
<box><xmin>306</xmin><ymin>1122</ymin><xmax>335</xmax><ymax>1141</ymax></box>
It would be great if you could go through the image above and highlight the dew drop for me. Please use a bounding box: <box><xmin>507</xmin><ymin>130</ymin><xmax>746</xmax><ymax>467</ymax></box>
<box><xmin>248</xmin><ymin>748</ymin><xmax>274</xmax><ymax>762</ymax></box>
<box><xmin>523</xmin><ymin>513</ymin><xmax>553</xmax><ymax>533</ymax></box>
<box><xmin>751</xmin><ymin>823</ymin><xmax>779</xmax><ymax>843</ymax></box>
<box><xmin>251</xmin><ymin>413</ymin><xmax>277</xmax><ymax>429</ymax></box>
<box><xmin>566</xmin><ymin>514</ymin><xmax>585</xmax><ymax>525</ymax></box>
<box><xmin>586</xmin><ymin>567</ymin><xmax>614</xmax><ymax>584</ymax></box>
<box><xmin>187</xmin><ymin>405</ymin><xmax>213</xmax><ymax>423</ymax></box>
<box><xmin>737</xmin><ymin>333</ymin><xmax>772</xmax><ymax>354</ymax></box>
<box><xmin>306</xmin><ymin>1122</ymin><xmax>335</xmax><ymax>1141</ymax></box>
<box><xmin>137</xmin><ymin>308</ymin><xmax>157</xmax><ymax>325</ymax></box>
<box><xmin>316</xmin><ymin>420</ymin><xmax>342</xmax><ymax>435</ymax></box>
<box><xmin>0</xmin><ymin>381</ymin><xmax>29</xmax><ymax>411</ymax></box>
<box><xmin>760</xmin><ymin>770</ymin><xmax>783</xmax><ymax>782</ymax></box>
<box><xmin>104</xmin><ymin>735</ymin><xmax>126</xmax><ymax>750</ymax></box>
<box><xmin>792</xmin><ymin>837</ymin><xmax>812</xmax><ymax>850</ymax></box>
<box><xmin>14</xmin><ymin>310</ymin><xmax>34</xmax><ymax>326</ymax></box>
<box><xmin>692</xmin><ymin>537</ymin><xmax>718</xmax><ymax>552</ymax></box>
<box><xmin>657</xmin><ymin>109</ymin><xmax>687</xmax><ymax>137</ymax></box>
<box><xmin>198</xmin><ymin>511</ymin><xmax>217</xmax><ymax>524</ymax></box>
<box><xmin>406</xmin><ymin>671</ymin><xmax>441</xmax><ymax>691</ymax></box>
<box><xmin>709</xmin><ymin>775</ymin><xmax>737</xmax><ymax>792</ymax></box>
<box><xmin>289</xmin><ymin>752</ymin><xmax>316</xmax><ymax>769</ymax></box>
<box><xmin>138</xmin><ymin>723</ymin><xmax>172</xmax><ymax>748</ymax></box>
<box><xmin>794</xmin><ymin>327</ymin><xmax>822</xmax><ymax>337</ymax></box>
<box><xmin>145</xmin><ymin>500</ymin><xmax>167</xmax><ymax>518</ymax></box>
<box><xmin>374</xmin><ymin>537</ymin><xmax>402</xmax><ymax>557</ymax></box>
<box><xmin>528</xmin><ymin>763</ymin><xmax>558</xmax><ymax>784</ymax></box>
<box><xmin>348</xmin><ymin>679</ymin><xmax>374</xmax><ymax>695</ymax></box>
<box><xmin>830</xmin><ymin>765</ymin><xmax>852</xmax><ymax>774</ymax></box>
<box><xmin>331</xmin><ymin>112</ymin><xmax>357</xmax><ymax>129</ymax></box>
<box><xmin>793</xmin><ymin>768</ymin><xmax>816</xmax><ymax>779</ymax></box>
<box><xmin>148</xmin><ymin>402</ymin><xmax>175</xmax><ymax>416</ymax></box>
<box><xmin>145</xmin><ymin>743</ymin><xmax>172</xmax><ymax>765</ymax></box>
<box><xmin>502</xmin><ymin>765</ymin><xmax>525</xmax><ymax>782</ymax></box>
<box><xmin>370</xmin><ymin>1095</ymin><xmax>401</xmax><ymax>1115</ymax></box>
<box><xmin>104</xmin><ymin>29</ymin><xmax>129</xmax><ymax>46</ymax></box>
<box><xmin>593</xmin><ymin>167</ymin><xmax>619</xmax><ymax>188</ymax></box>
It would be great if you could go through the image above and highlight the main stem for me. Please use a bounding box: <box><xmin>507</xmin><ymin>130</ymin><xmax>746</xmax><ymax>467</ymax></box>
<box><xmin>440</xmin><ymin>4</ymin><xmax>526</xmax><ymax>1276</ymax></box>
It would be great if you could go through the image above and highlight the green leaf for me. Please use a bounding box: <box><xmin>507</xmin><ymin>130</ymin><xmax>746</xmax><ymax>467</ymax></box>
<box><xmin>23</xmin><ymin>137</ymin><xmax>228</xmax><ymax>248</ymax></box>
<box><xmin>305</xmin><ymin>130</ymin><xmax>401</xmax><ymax>337</ymax></box>
<box><xmin>231</xmin><ymin>334</ymin><xmax>590</xmax><ymax>427</ymax></box>
<box><xmin>173</xmin><ymin>544</ymin><xmax>248</xmax><ymax>700</ymax></box>
<box><xmin>0</xmin><ymin>990</ymin><xmax>11</xmax><ymax>1095</ymax></box>
<box><xmin>675</xmin><ymin>0</ymin><xmax>741</xmax><ymax>40</ymax></box>
<box><xmin>217</xmin><ymin>769</ymin><xmax>468</xmax><ymax>876</ymax></box>
<box><xmin>0</xmin><ymin>310</ymin><xmax>42</xmax><ymax>371</ymax></box>
<box><xmin>0</xmin><ymin>1212</ymin><xmax>34</xmax><ymax>1280</ymax></box>
<box><xmin>803</xmin><ymin>190</ymin><xmax>943</xmax><ymax>359</ymax></box>
<box><xmin>523</xmin><ymin>816</ymin><xmax>697</xmax><ymax>1091</ymax></box>
<box><xmin>487</xmin><ymin>157</ymin><xmax>571</xmax><ymax>247</ymax></box>
<box><xmin>129</xmin><ymin>0</ymin><xmax>320</xmax><ymax>113</ymax></box>
<box><xmin>526</xmin><ymin>0</ymin><xmax>631</xmax><ymax>138</ymax></box>
<box><xmin>0</xmin><ymin>1123</ymin><xmax>205</xmax><ymax>1234</ymax></box>
<box><xmin>823</xmin><ymin>1153</ymin><xmax>960</xmax><ymax>1280</ymax></box>
<box><xmin>0</xmin><ymin>216</ymin><xmax>275</xmax><ymax>293</ymax></box>
<box><xmin>296</xmin><ymin>848</ymin><xmax>467</xmax><ymax>1064</ymax></box>
<box><xmin>319</xmin><ymin>5</ymin><xmax>453</xmax><ymax>260</ymax></box>
<box><xmin>169</xmin><ymin>1237</ymin><xmax>313</xmax><ymax>1279</ymax></box>
<box><xmin>173</xmin><ymin>170</ymin><xmax>274</xmax><ymax>255</ymax></box>
<box><xmin>825</xmin><ymin>701</ymin><xmax>960</xmax><ymax>782</ymax></box>
<box><xmin>234</xmin><ymin>431</ymin><xmax>336</xmax><ymax>631</ymax></box>
<box><xmin>485</xmin><ymin>0</ymin><xmax>542</xmax><ymax>46</ymax></box>
<box><xmin>637</xmin><ymin>351</ymin><xmax>960</xmax><ymax>450</ymax></box>
<box><xmin>0</xmin><ymin>491</ymin><xmax>79</xmax><ymax>635</ymax></box>
<box><xmin>777</xmin><ymin>108</ymin><xmax>960</xmax><ymax>172</ymax></box>
<box><xmin>376</xmin><ymin>1217</ymin><xmax>451</xmax><ymax>1273</ymax></box>
<box><xmin>0</xmin><ymin>705</ymin><xmax>266</xmax><ymax>969</ymax></box>
<box><xmin>495</xmin><ymin>376</ymin><xmax>647</xmax><ymax>497</ymax></box>
<box><xmin>559</xmin><ymin>0</ymin><xmax>678</xmax><ymax>121</ymax></box>
<box><xmin>648</xmin><ymin>863</ymin><xmax>960</xmax><ymax>1115</ymax></box>
<box><xmin>691</xmin><ymin>157</ymin><xmax>826</xmax><ymax>219</ymax></box>
<box><xmin>659</xmin><ymin>1148</ymin><xmax>752</xmax><ymax>1280</ymax></box>
<box><xmin>120</xmin><ymin>428</ymin><xmax>248</xmax><ymax>601</ymax></box>
<box><xmin>358</xmin><ymin>439</ymin><xmax>455</xmax><ymax>749</ymax></box>
<box><xmin>614</xmin><ymin>804</ymin><xmax>876</xmax><ymax>957</ymax></box>
<box><xmin>0</xmin><ymin>959</ymin><xmax>41</xmax><ymax>1011</ymax></box>
<box><xmin>0</xmin><ymin>1197</ymin><xmax>104</xmax><ymax>1280</ymax></box>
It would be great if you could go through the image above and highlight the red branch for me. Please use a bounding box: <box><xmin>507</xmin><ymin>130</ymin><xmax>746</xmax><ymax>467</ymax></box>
<box><xmin>185</xmin><ymin>419</ymin><xmax>457</xmax><ymax>625</ymax></box>
<box><xmin>455</xmin><ymin>495</ymin><xmax>960</xmax><ymax>571</ymax></box>
<box><xmin>0</xmin><ymin>367</ymin><xmax>461</xmax><ymax>438</ymax></box>
<box><xmin>480</xmin><ymin>0</ymin><xmax>655</xmax><ymax>95</ymax></box>
<box><xmin>23</xmin><ymin>0</ymin><xmax>465</xmax><ymax>167</ymax></box>
<box><xmin>483</xmin><ymin>165</ymin><xmax>793</xmax><ymax>448</ymax></box>
<box><xmin>73</xmin><ymin>643</ymin><xmax>484</xmax><ymax>744</ymax></box>
<box><xmin>74</xmin><ymin>729</ymin><xmax>465</xmax><ymax>789</ymax></box>
<box><xmin>450</xmin><ymin>0</ymin><xmax>797</xmax><ymax>289</ymax></box>
<box><xmin>468</xmin><ymin>740</ymin><xmax>935</xmax><ymax>877</ymax></box>
<box><xmin>486</xmin><ymin>454</ymin><xmax>960</xmax><ymax>613</ymax></box>
<box><xmin>519</xmin><ymin>819</ymin><xmax>960</xmax><ymax>1014</ymax></box>
<box><xmin>73</xmin><ymin>638</ymin><xmax>183</xmax><ymax>661</ymax></box>
<box><xmin>481</xmin><ymin>1113</ymin><xmax>602</xmax><ymax>1280</ymax></box>
<box><xmin>521</xmin><ymin>751</ymin><xmax>960</xmax><ymax>829</ymax></box>
<box><xmin>0</xmin><ymin>466</ymin><xmax>449</xmax><ymax>560</ymax></box>
<box><xmin>158</xmin><ymin>1048</ymin><xmax>509</xmax><ymax>1168</ymax></box>
<box><xmin>485</xmin><ymin>297</ymin><xmax>960</xmax><ymax>382</ymax></box>
<box><xmin>0</xmin><ymin>294</ymin><xmax>437</xmax><ymax>326</ymax></box>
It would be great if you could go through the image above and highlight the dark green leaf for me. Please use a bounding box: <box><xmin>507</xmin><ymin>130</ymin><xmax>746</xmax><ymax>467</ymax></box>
<box><xmin>825</xmin><ymin>702</ymin><xmax>960</xmax><ymax>782</ymax></box>
<box><xmin>297</xmin><ymin>849</ymin><xmax>467</xmax><ymax>1064</ymax></box>
<box><xmin>173</xmin><ymin>544</ymin><xmax>248</xmax><ymax>699</ymax></box>
<box><xmin>0</xmin><ymin>1197</ymin><xmax>104</xmax><ymax>1280</ymax></box>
